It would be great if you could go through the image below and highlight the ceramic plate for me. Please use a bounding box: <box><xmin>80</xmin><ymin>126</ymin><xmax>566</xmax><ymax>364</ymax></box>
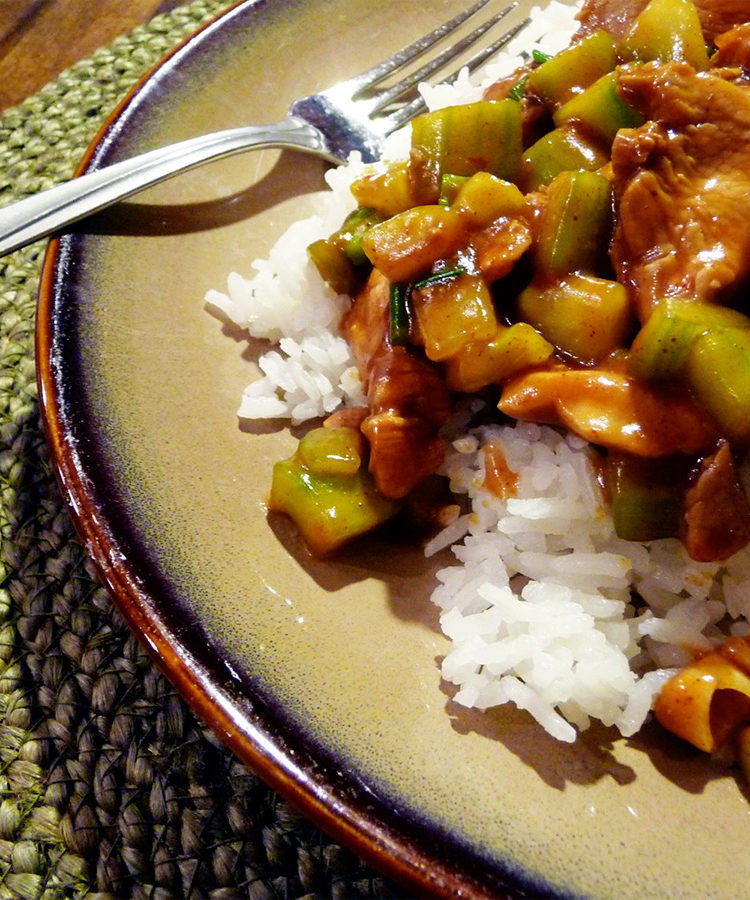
<box><xmin>37</xmin><ymin>0</ymin><xmax>750</xmax><ymax>896</ymax></box>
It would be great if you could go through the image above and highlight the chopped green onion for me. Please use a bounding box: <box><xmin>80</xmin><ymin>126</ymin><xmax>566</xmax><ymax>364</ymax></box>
<box><xmin>389</xmin><ymin>282</ymin><xmax>412</xmax><ymax>345</ymax></box>
<box><xmin>508</xmin><ymin>74</ymin><xmax>529</xmax><ymax>101</ymax></box>
<box><xmin>532</xmin><ymin>49</ymin><xmax>553</xmax><ymax>64</ymax></box>
<box><xmin>413</xmin><ymin>267</ymin><xmax>465</xmax><ymax>290</ymax></box>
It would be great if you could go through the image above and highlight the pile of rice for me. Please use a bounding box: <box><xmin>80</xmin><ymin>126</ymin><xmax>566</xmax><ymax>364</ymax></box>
<box><xmin>205</xmin><ymin>1</ymin><xmax>750</xmax><ymax>743</ymax></box>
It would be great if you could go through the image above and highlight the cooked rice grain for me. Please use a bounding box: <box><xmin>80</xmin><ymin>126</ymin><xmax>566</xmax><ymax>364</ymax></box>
<box><xmin>430</xmin><ymin>420</ymin><xmax>750</xmax><ymax>740</ymax></box>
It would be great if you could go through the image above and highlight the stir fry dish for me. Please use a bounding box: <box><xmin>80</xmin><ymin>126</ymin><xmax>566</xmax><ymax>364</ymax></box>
<box><xmin>273</xmin><ymin>0</ymin><xmax>750</xmax><ymax>560</ymax></box>
<box><xmin>261</xmin><ymin>0</ymin><xmax>750</xmax><ymax>772</ymax></box>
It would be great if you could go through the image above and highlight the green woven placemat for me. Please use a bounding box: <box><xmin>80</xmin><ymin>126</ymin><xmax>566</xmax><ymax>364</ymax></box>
<box><xmin>0</xmin><ymin>4</ymin><xmax>403</xmax><ymax>897</ymax></box>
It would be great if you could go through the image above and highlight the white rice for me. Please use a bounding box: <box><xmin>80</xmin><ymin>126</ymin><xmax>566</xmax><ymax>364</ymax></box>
<box><xmin>428</xmin><ymin>416</ymin><xmax>750</xmax><ymax>740</ymax></box>
<box><xmin>206</xmin><ymin>0</ymin><xmax>750</xmax><ymax>743</ymax></box>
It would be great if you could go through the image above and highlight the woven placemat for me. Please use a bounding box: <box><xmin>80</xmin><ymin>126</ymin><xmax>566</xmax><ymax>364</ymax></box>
<box><xmin>0</xmin><ymin>3</ymin><xmax>404</xmax><ymax>897</ymax></box>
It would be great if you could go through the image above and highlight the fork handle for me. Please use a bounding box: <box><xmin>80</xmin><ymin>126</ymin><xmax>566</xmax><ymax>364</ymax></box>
<box><xmin>0</xmin><ymin>116</ymin><xmax>336</xmax><ymax>258</ymax></box>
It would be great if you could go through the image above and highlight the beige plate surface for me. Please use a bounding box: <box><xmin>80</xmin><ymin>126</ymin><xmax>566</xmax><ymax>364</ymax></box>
<box><xmin>37</xmin><ymin>0</ymin><xmax>750</xmax><ymax>896</ymax></box>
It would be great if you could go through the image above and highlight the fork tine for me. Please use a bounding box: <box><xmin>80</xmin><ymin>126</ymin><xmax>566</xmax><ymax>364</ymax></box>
<box><xmin>452</xmin><ymin>14</ymin><xmax>529</xmax><ymax>76</ymax></box>
<box><xmin>349</xmin><ymin>0</ymin><xmax>500</xmax><ymax>92</ymax></box>
<box><xmin>294</xmin><ymin>0</ymin><xmax>532</xmax><ymax>163</ymax></box>
<box><xmin>367</xmin><ymin>1</ymin><xmax>518</xmax><ymax>114</ymax></box>
<box><xmin>384</xmin><ymin>13</ymin><xmax>529</xmax><ymax>132</ymax></box>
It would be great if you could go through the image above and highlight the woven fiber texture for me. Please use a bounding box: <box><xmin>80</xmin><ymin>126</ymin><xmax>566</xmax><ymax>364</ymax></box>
<box><xmin>0</xmin><ymin>3</ymin><xmax>403</xmax><ymax>897</ymax></box>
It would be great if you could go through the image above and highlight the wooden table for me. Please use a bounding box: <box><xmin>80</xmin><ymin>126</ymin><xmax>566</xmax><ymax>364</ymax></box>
<box><xmin>0</xmin><ymin>0</ymin><xmax>187</xmax><ymax>114</ymax></box>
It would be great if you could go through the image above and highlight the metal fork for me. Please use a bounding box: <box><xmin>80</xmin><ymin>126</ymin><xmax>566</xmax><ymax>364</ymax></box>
<box><xmin>0</xmin><ymin>0</ymin><xmax>529</xmax><ymax>258</ymax></box>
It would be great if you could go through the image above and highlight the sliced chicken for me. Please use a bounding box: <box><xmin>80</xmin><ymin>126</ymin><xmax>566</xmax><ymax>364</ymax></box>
<box><xmin>575</xmin><ymin>0</ymin><xmax>649</xmax><ymax>42</ymax></box>
<box><xmin>713</xmin><ymin>22</ymin><xmax>750</xmax><ymax>70</ymax></box>
<box><xmin>498</xmin><ymin>364</ymin><xmax>718</xmax><ymax>457</ymax></box>
<box><xmin>343</xmin><ymin>269</ymin><xmax>451</xmax><ymax>499</ymax></box>
<box><xmin>610</xmin><ymin>61</ymin><xmax>750</xmax><ymax>320</ymax></box>
<box><xmin>683</xmin><ymin>441</ymin><xmax>750</xmax><ymax>561</ymax></box>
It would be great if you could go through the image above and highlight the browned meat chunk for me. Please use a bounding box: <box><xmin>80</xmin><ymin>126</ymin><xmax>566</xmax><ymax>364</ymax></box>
<box><xmin>323</xmin><ymin>406</ymin><xmax>369</xmax><ymax>430</ymax></box>
<box><xmin>343</xmin><ymin>266</ymin><xmax>391</xmax><ymax>374</ymax></box>
<box><xmin>610</xmin><ymin>61</ymin><xmax>750</xmax><ymax>320</ymax></box>
<box><xmin>497</xmin><ymin>365</ymin><xmax>718</xmax><ymax>457</ymax></box>
<box><xmin>468</xmin><ymin>218</ymin><xmax>533</xmax><ymax>284</ymax></box>
<box><xmin>695</xmin><ymin>0</ymin><xmax>750</xmax><ymax>44</ymax></box>
<box><xmin>361</xmin><ymin>348</ymin><xmax>450</xmax><ymax>498</ymax></box>
<box><xmin>713</xmin><ymin>23</ymin><xmax>750</xmax><ymax>71</ymax></box>
<box><xmin>343</xmin><ymin>269</ymin><xmax>451</xmax><ymax>499</ymax></box>
<box><xmin>575</xmin><ymin>0</ymin><xmax>649</xmax><ymax>41</ymax></box>
<box><xmin>683</xmin><ymin>442</ymin><xmax>750</xmax><ymax>561</ymax></box>
<box><xmin>576</xmin><ymin>0</ymin><xmax>749</xmax><ymax>44</ymax></box>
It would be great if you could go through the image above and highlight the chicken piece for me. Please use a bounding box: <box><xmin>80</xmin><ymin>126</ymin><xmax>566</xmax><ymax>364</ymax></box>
<box><xmin>342</xmin><ymin>269</ymin><xmax>451</xmax><ymax>499</ymax></box>
<box><xmin>497</xmin><ymin>365</ymin><xmax>718</xmax><ymax>457</ymax></box>
<box><xmin>682</xmin><ymin>441</ymin><xmax>750</xmax><ymax>561</ymax></box>
<box><xmin>575</xmin><ymin>0</ymin><xmax>749</xmax><ymax>44</ymax></box>
<box><xmin>713</xmin><ymin>23</ymin><xmax>750</xmax><ymax>71</ymax></box>
<box><xmin>575</xmin><ymin>0</ymin><xmax>649</xmax><ymax>42</ymax></box>
<box><xmin>468</xmin><ymin>217</ymin><xmax>533</xmax><ymax>284</ymax></box>
<box><xmin>323</xmin><ymin>406</ymin><xmax>369</xmax><ymax>430</ymax></box>
<box><xmin>610</xmin><ymin>61</ymin><xmax>750</xmax><ymax>320</ymax></box>
<box><xmin>343</xmin><ymin>267</ymin><xmax>392</xmax><ymax>374</ymax></box>
<box><xmin>361</xmin><ymin>349</ymin><xmax>449</xmax><ymax>498</ymax></box>
<box><xmin>696</xmin><ymin>0</ymin><xmax>750</xmax><ymax>44</ymax></box>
